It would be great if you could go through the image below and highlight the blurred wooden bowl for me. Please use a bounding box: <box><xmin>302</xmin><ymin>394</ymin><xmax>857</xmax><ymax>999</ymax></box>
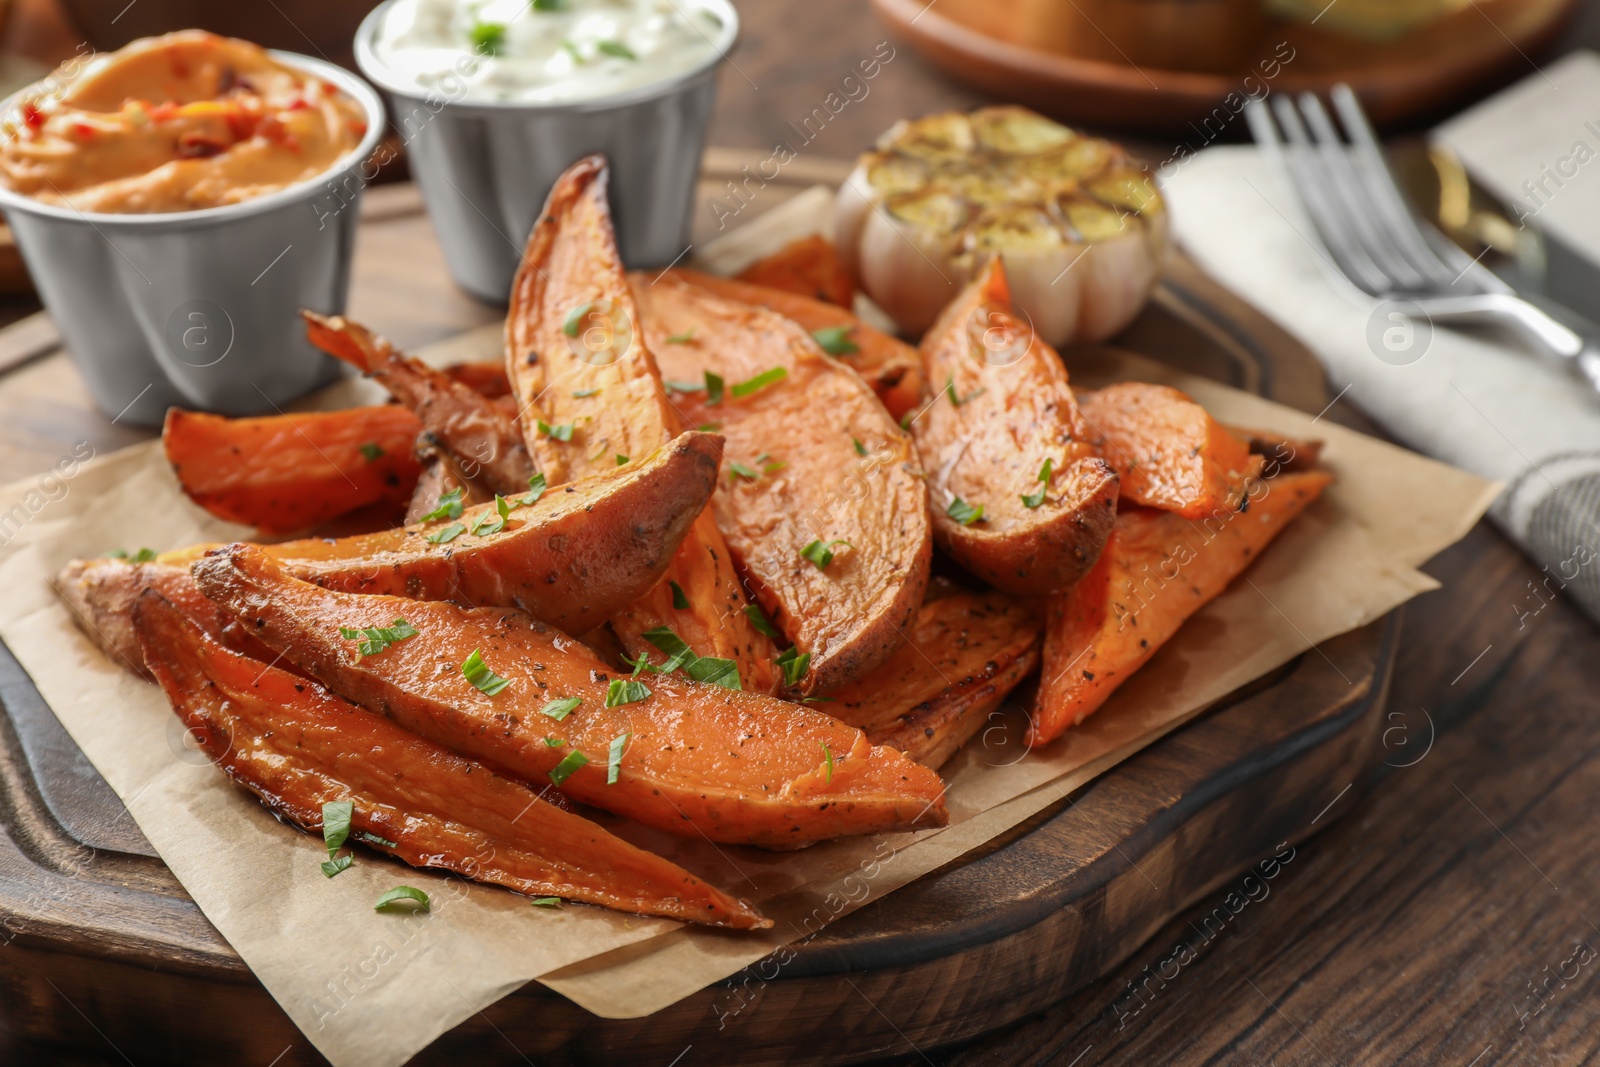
<box><xmin>962</xmin><ymin>0</ymin><xmax>1267</xmax><ymax>73</ymax></box>
<box><xmin>58</xmin><ymin>0</ymin><xmax>377</xmax><ymax>70</ymax></box>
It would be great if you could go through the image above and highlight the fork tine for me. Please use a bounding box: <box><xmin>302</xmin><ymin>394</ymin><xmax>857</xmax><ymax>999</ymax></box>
<box><xmin>1264</xmin><ymin>94</ymin><xmax>1394</xmax><ymax>295</ymax></box>
<box><xmin>1296</xmin><ymin>93</ymin><xmax>1431</xmax><ymax>293</ymax></box>
<box><xmin>1328</xmin><ymin>84</ymin><xmax>1464</xmax><ymax>290</ymax></box>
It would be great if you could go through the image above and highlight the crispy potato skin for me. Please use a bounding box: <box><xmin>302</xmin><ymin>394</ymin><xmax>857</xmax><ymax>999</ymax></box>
<box><xmin>823</xmin><ymin>579</ymin><xmax>1042</xmax><ymax>769</ymax></box>
<box><xmin>1079</xmin><ymin>383</ymin><xmax>1264</xmax><ymax>519</ymax></box>
<box><xmin>304</xmin><ymin>312</ymin><xmax>536</xmax><ymax>497</ymax></box>
<box><xmin>505</xmin><ymin>155</ymin><xmax>778</xmax><ymax>691</ymax></box>
<box><xmin>1030</xmin><ymin>469</ymin><xmax>1333</xmax><ymax>746</ymax></box>
<box><xmin>192</xmin><ymin>546</ymin><xmax>949</xmax><ymax>848</ymax></box>
<box><xmin>911</xmin><ymin>258</ymin><xmax>1119</xmax><ymax>597</ymax></box>
<box><xmin>261</xmin><ymin>433</ymin><xmax>721</xmax><ymax>637</ymax></box>
<box><xmin>734</xmin><ymin>234</ymin><xmax>855</xmax><ymax>307</ymax></box>
<box><xmin>163</xmin><ymin>406</ymin><xmax>423</xmax><ymax>534</ymax></box>
<box><xmin>134</xmin><ymin>593</ymin><xmax>767</xmax><ymax>928</ymax></box>
<box><xmin>669</xmin><ymin>268</ymin><xmax>923</xmax><ymax>420</ymax></box>
<box><xmin>635</xmin><ymin>273</ymin><xmax>933</xmax><ymax>694</ymax></box>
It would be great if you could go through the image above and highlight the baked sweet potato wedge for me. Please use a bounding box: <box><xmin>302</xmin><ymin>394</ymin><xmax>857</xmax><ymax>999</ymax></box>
<box><xmin>635</xmin><ymin>272</ymin><xmax>933</xmax><ymax>694</ymax></box>
<box><xmin>668</xmin><ymin>268</ymin><xmax>923</xmax><ymax>420</ymax></box>
<box><xmin>1030</xmin><ymin>469</ymin><xmax>1333</xmax><ymax>746</ymax></box>
<box><xmin>1231</xmin><ymin>425</ymin><xmax>1325</xmax><ymax>476</ymax></box>
<box><xmin>734</xmin><ymin>234</ymin><xmax>855</xmax><ymax>307</ymax></box>
<box><xmin>193</xmin><ymin>545</ymin><xmax>948</xmax><ymax>847</ymax></box>
<box><xmin>910</xmin><ymin>258</ymin><xmax>1119</xmax><ymax>597</ymax></box>
<box><xmin>823</xmin><ymin>579</ymin><xmax>1042</xmax><ymax>768</ymax></box>
<box><xmin>1078</xmin><ymin>383</ymin><xmax>1264</xmax><ymax>519</ymax></box>
<box><xmin>404</xmin><ymin>440</ymin><xmax>492</xmax><ymax>525</ymax></box>
<box><xmin>265</xmin><ymin>433</ymin><xmax>720</xmax><ymax>636</ymax></box>
<box><xmin>304</xmin><ymin>312</ymin><xmax>536</xmax><ymax>497</ymax></box>
<box><xmin>163</xmin><ymin>406</ymin><xmax>423</xmax><ymax>534</ymax></box>
<box><xmin>506</xmin><ymin>155</ymin><xmax>778</xmax><ymax>691</ymax></box>
<box><xmin>134</xmin><ymin>592</ymin><xmax>767</xmax><ymax>928</ymax></box>
<box><xmin>441</xmin><ymin>360</ymin><xmax>513</xmax><ymax>399</ymax></box>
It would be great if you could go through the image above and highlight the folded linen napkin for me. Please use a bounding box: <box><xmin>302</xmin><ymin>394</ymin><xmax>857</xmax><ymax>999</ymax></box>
<box><xmin>1162</xmin><ymin>145</ymin><xmax>1600</xmax><ymax>624</ymax></box>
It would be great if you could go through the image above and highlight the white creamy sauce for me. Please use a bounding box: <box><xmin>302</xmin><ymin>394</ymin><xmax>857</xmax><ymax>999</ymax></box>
<box><xmin>370</xmin><ymin>0</ymin><xmax>726</xmax><ymax>104</ymax></box>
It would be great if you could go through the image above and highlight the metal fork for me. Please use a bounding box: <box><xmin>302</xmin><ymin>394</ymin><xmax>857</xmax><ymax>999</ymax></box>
<box><xmin>1245</xmin><ymin>84</ymin><xmax>1600</xmax><ymax>395</ymax></box>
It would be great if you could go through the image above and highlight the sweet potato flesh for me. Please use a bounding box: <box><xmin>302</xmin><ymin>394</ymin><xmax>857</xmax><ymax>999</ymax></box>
<box><xmin>635</xmin><ymin>272</ymin><xmax>933</xmax><ymax>694</ymax></box>
<box><xmin>734</xmin><ymin>234</ymin><xmax>855</xmax><ymax>307</ymax></box>
<box><xmin>135</xmin><ymin>593</ymin><xmax>766</xmax><ymax>928</ymax></box>
<box><xmin>1030</xmin><ymin>469</ymin><xmax>1333</xmax><ymax>746</ymax></box>
<box><xmin>163</xmin><ymin>406</ymin><xmax>423</xmax><ymax>534</ymax></box>
<box><xmin>506</xmin><ymin>155</ymin><xmax>778</xmax><ymax>690</ymax></box>
<box><xmin>669</xmin><ymin>267</ymin><xmax>923</xmax><ymax>420</ymax></box>
<box><xmin>911</xmin><ymin>257</ymin><xmax>1118</xmax><ymax>596</ymax></box>
<box><xmin>1079</xmin><ymin>382</ymin><xmax>1264</xmax><ymax>519</ymax></box>
<box><xmin>193</xmin><ymin>545</ymin><xmax>948</xmax><ymax>848</ymax></box>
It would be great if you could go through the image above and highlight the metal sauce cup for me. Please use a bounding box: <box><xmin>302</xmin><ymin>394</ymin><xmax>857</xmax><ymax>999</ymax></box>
<box><xmin>354</xmin><ymin>0</ymin><xmax>738</xmax><ymax>303</ymax></box>
<box><xmin>0</xmin><ymin>52</ymin><xmax>385</xmax><ymax>427</ymax></box>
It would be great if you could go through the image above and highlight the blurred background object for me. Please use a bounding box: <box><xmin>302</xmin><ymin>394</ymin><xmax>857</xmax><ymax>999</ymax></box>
<box><xmin>58</xmin><ymin>0</ymin><xmax>371</xmax><ymax>69</ymax></box>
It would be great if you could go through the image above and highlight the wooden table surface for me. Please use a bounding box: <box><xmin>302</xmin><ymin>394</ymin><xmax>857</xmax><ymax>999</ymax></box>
<box><xmin>1</xmin><ymin>3</ymin><xmax>1598</xmax><ymax>1066</ymax></box>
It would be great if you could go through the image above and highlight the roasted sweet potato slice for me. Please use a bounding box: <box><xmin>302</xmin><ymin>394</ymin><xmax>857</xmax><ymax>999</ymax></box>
<box><xmin>134</xmin><ymin>593</ymin><xmax>766</xmax><ymax>928</ymax></box>
<box><xmin>1231</xmin><ymin>425</ymin><xmax>1324</xmax><ymax>476</ymax></box>
<box><xmin>1078</xmin><ymin>383</ymin><xmax>1264</xmax><ymax>519</ymax></box>
<box><xmin>734</xmin><ymin>234</ymin><xmax>855</xmax><ymax>307</ymax></box>
<box><xmin>163</xmin><ymin>406</ymin><xmax>423</xmax><ymax>534</ymax></box>
<box><xmin>193</xmin><ymin>545</ymin><xmax>948</xmax><ymax>848</ymax></box>
<box><xmin>505</xmin><ymin>155</ymin><xmax>778</xmax><ymax>691</ymax></box>
<box><xmin>265</xmin><ymin>433</ymin><xmax>720</xmax><ymax>636</ymax></box>
<box><xmin>635</xmin><ymin>272</ymin><xmax>933</xmax><ymax>694</ymax></box>
<box><xmin>910</xmin><ymin>258</ymin><xmax>1119</xmax><ymax>597</ymax></box>
<box><xmin>823</xmin><ymin>579</ymin><xmax>1042</xmax><ymax>768</ymax></box>
<box><xmin>304</xmin><ymin>312</ymin><xmax>536</xmax><ymax>497</ymax></box>
<box><xmin>1030</xmin><ymin>469</ymin><xmax>1333</xmax><ymax>746</ymax></box>
<box><xmin>668</xmin><ymin>267</ymin><xmax>923</xmax><ymax>420</ymax></box>
<box><xmin>441</xmin><ymin>360</ymin><xmax>513</xmax><ymax>399</ymax></box>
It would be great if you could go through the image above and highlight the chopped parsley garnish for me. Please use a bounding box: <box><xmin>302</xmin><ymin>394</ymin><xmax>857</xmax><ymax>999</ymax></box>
<box><xmin>641</xmin><ymin>627</ymin><xmax>742</xmax><ymax>689</ymax></box>
<box><xmin>357</xmin><ymin>832</ymin><xmax>398</xmax><ymax>848</ymax></box>
<box><xmin>321</xmin><ymin>855</ymin><xmax>353</xmax><ymax>878</ymax></box>
<box><xmin>544</xmin><ymin>736</ymin><xmax>565</xmax><ymax>747</ymax></box>
<box><xmin>559</xmin><ymin>38</ymin><xmax>582</xmax><ymax>62</ymax></box>
<box><xmin>532</xmin><ymin>0</ymin><xmax>567</xmax><ymax>11</ymax></box>
<box><xmin>562</xmin><ymin>302</ymin><xmax>592</xmax><ymax>337</ymax></box>
<box><xmin>685</xmin><ymin>657</ymin><xmax>741</xmax><ymax>688</ymax></box>
<box><xmin>538</xmin><ymin>420</ymin><xmax>574</xmax><ymax>442</ymax></box>
<box><xmin>597</xmin><ymin>39</ymin><xmax>637</xmax><ymax>60</ymax></box>
<box><xmin>763</xmin><ymin>460</ymin><xmax>787</xmax><ymax>475</ymax></box>
<box><xmin>338</xmin><ymin>618</ymin><xmax>418</xmax><ymax>656</ymax></box>
<box><xmin>322</xmin><ymin>800</ymin><xmax>352</xmax><ymax>856</ymax></box>
<box><xmin>470</xmin><ymin>20</ymin><xmax>507</xmax><ymax>56</ymax></box>
<box><xmin>732</xmin><ymin>367</ymin><xmax>787</xmax><ymax>398</ymax></box>
<box><xmin>744</xmin><ymin>603</ymin><xmax>781</xmax><ymax>639</ymax></box>
<box><xmin>530</xmin><ymin>897</ymin><xmax>562</xmax><ymax>907</ymax></box>
<box><xmin>666</xmin><ymin>330</ymin><xmax>696</xmax><ymax>344</ymax></box>
<box><xmin>374</xmin><ymin>886</ymin><xmax>430</xmax><ymax>912</ymax></box>
<box><xmin>572</xmin><ymin>387</ymin><xmax>601</xmax><ymax>398</ymax></box>
<box><xmin>705</xmin><ymin>371</ymin><xmax>725</xmax><ymax>406</ymax></box>
<box><xmin>461</xmin><ymin>648</ymin><xmax>511</xmax><ymax>695</ymax></box>
<box><xmin>426</xmin><ymin>522</ymin><xmax>466</xmax><ymax>544</ymax></box>
<box><xmin>776</xmin><ymin>646</ymin><xmax>811</xmax><ymax>688</ymax></box>
<box><xmin>852</xmin><ymin>437</ymin><xmax>868</xmax><ymax>457</ymax></box>
<box><xmin>800</xmin><ymin>539</ymin><xmax>851</xmax><ymax>570</ymax></box>
<box><xmin>607</xmin><ymin>732</ymin><xmax>631</xmax><ymax>784</ymax></box>
<box><xmin>358</xmin><ymin>441</ymin><xmax>384</xmax><ymax>461</ymax></box>
<box><xmin>729</xmin><ymin>461</ymin><xmax>760</xmax><ymax>481</ymax></box>
<box><xmin>549</xmin><ymin>749</ymin><xmax>589</xmax><ymax>785</ymax></box>
<box><xmin>811</xmin><ymin>326</ymin><xmax>859</xmax><ymax>356</ymax></box>
<box><xmin>615</xmin><ymin>454</ymin><xmax>629</xmax><ymax>466</ymax></box>
<box><xmin>669</xmin><ymin>580</ymin><xmax>689</xmax><ymax>609</ymax></box>
<box><xmin>697</xmin><ymin>423</ymin><xmax>722</xmax><ymax>432</ymax></box>
<box><xmin>471</xmin><ymin>495</ymin><xmax>513</xmax><ymax>536</ymax></box>
<box><xmin>109</xmin><ymin>547</ymin><xmax>159</xmax><ymax>562</ymax></box>
<box><xmin>641</xmin><ymin>627</ymin><xmax>697</xmax><ymax>672</ymax></box>
<box><xmin>944</xmin><ymin>378</ymin><xmax>987</xmax><ymax>407</ymax></box>
<box><xmin>605</xmin><ymin>678</ymin><xmax>653</xmax><ymax>706</ymax></box>
<box><xmin>516</xmin><ymin>473</ymin><xmax>548</xmax><ymax>507</ymax></box>
<box><xmin>541</xmin><ymin>696</ymin><xmax>581</xmax><ymax>721</ymax></box>
<box><xmin>947</xmin><ymin>497</ymin><xmax>985</xmax><ymax>526</ymax></box>
<box><xmin>421</xmin><ymin>487</ymin><xmax>465</xmax><ymax>522</ymax></box>
<box><xmin>821</xmin><ymin>743</ymin><xmax>834</xmax><ymax>783</ymax></box>
<box><xmin>1021</xmin><ymin>458</ymin><xmax>1054</xmax><ymax>509</ymax></box>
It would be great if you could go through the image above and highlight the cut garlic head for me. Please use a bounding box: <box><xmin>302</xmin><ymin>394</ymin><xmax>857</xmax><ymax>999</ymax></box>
<box><xmin>835</xmin><ymin>106</ymin><xmax>1168</xmax><ymax>346</ymax></box>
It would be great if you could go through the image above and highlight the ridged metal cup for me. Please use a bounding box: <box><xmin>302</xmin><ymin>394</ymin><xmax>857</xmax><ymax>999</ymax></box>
<box><xmin>0</xmin><ymin>53</ymin><xmax>385</xmax><ymax>427</ymax></box>
<box><xmin>354</xmin><ymin>0</ymin><xmax>737</xmax><ymax>303</ymax></box>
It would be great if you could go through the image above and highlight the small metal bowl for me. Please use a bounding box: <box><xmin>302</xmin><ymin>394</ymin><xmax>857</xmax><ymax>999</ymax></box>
<box><xmin>0</xmin><ymin>51</ymin><xmax>385</xmax><ymax>427</ymax></box>
<box><xmin>354</xmin><ymin>0</ymin><xmax>738</xmax><ymax>303</ymax></box>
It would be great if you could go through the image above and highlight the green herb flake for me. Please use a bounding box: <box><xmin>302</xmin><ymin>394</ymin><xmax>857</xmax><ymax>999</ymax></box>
<box><xmin>562</xmin><ymin>302</ymin><xmax>592</xmax><ymax>337</ymax></box>
<box><xmin>944</xmin><ymin>378</ymin><xmax>987</xmax><ymax>408</ymax></box>
<box><xmin>517</xmin><ymin>473</ymin><xmax>548</xmax><ymax>507</ymax></box>
<box><xmin>744</xmin><ymin>603</ymin><xmax>781</xmax><ymax>639</ymax></box>
<box><xmin>549</xmin><ymin>749</ymin><xmax>589</xmax><ymax>786</ymax></box>
<box><xmin>705</xmin><ymin>371</ymin><xmax>725</xmax><ymax>406</ymax></box>
<box><xmin>947</xmin><ymin>497</ymin><xmax>985</xmax><ymax>526</ymax></box>
<box><xmin>811</xmin><ymin>326</ymin><xmax>859</xmax><ymax>356</ymax></box>
<box><xmin>541</xmin><ymin>696</ymin><xmax>581</xmax><ymax>721</ymax></box>
<box><xmin>538</xmin><ymin>420</ymin><xmax>574</xmax><ymax>442</ymax></box>
<box><xmin>338</xmin><ymin>618</ymin><xmax>418</xmax><ymax>657</ymax></box>
<box><xmin>357</xmin><ymin>831</ymin><xmax>398</xmax><ymax>848</ymax></box>
<box><xmin>800</xmin><ymin>539</ymin><xmax>851</xmax><ymax>570</ymax></box>
<box><xmin>821</xmin><ymin>742</ymin><xmax>834</xmax><ymax>783</ymax></box>
<box><xmin>597</xmin><ymin>39</ymin><xmax>637</xmax><ymax>60</ymax></box>
<box><xmin>322</xmin><ymin>800</ymin><xmax>353</xmax><ymax>857</ymax></box>
<box><xmin>421</xmin><ymin>487</ymin><xmax>465</xmax><ymax>522</ymax></box>
<box><xmin>462</xmin><ymin>648</ymin><xmax>511</xmax><ymax>695</ymax></box>
<box><xmin>731</xmin><ymin>366</ymin><xmax>787</xmax><ymax>398</ymax></box>
<box><xmin>776</xmin><ymin>646</ymin><xmax>811</xmax><ymax>688</ymax></box>
<box><xmin>358</xmin><ymin>441</ymin><xmax>384</xmax><ymax>462</ymax></box>
<box><xmin>1021</xmin><ymin>458</ymin><xmax>1055</xmax><ymax>509</ymax></box>
<box><xmin>729</xmin><ymin>461</ymin><xmax>761</xmax><ymax>481</ymax></box>
<box><xmin>470</xmin><ymin>20</ymin><xmax>507</xmax><ymax>56</ymax></box>
<box><xmin>321</xmin><ymin>854</ymin><xmax>353</xmax><ymax>878</ymax></box>
<box><xmin>471</xmin><ymin>495</ymin><xmax>513</xmax><ymax>537</ymax></box>
<box><xmin>559</xmin><ymin>38</ymin><xmax>583</xmax><ymax>61</ymax></box>
<box><xmin>532</xmin><ymin>0</ymin><xmax>568</xmax><ymax>11</ymax></box>
<box><xmin>571</xmin><ymin>387</ymin><xmax>601</xmax><ymax>398</ymax></box>
<box><xmin>666</xmin><ymin>330</ymin><xmax>696</xmax><ymax>345</ymax></box>
<box><xmin>606</xmin><ymin>732</ymin><xmax>631</xmax><ymax>784</ymax></box>
<box><xmin>605</xmin><ymin>678</ymin><xmax>652</xmax><ymax>707</ymax></box>
<box><xmin>615</xmin><ymin>454</ymin><xmax>629</xmax><ymax>466</ymax></box>
<box><xmin>684</xmin><ymin>656</ymin><xmax>741</xmax><ymax>689</ymax></box>
<box><xmin>374</xmin><ymin>886</ymin><xmax>430</xmax><ymax>912</ymax></box>
<box><xmin>852</xmin><ymin>437</ymin><xmax>869</xmax><ymax>457</ymax></box>
<box><xmin>696</xmin><ymin>423</ymin><xmax>722</xmax><ymax>432</ymax></box>
<box><xmin>426</xmin><ymin>522</ymin><xmax>466</xmax><ymax>544</ymax></box>
<box><xmin>669</xmin><ymin>580</ymin><xmax>690</xmax><ymax>609</ymax></box>
<box><xmin>109</xmin><ymin>547</ymin><xmax>160</xmax><ymax>562</ymax></box>
<box><xmin>530</xmin><ymin>897</ymin><xmax>563</xmax><ymax>907</ymax></box>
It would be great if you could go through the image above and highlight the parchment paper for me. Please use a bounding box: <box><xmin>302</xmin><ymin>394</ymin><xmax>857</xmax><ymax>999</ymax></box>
<box><xmin>0</xmin><ymin>188</ymin><xmax>1498</xmax><ymax>1065</ymax></box>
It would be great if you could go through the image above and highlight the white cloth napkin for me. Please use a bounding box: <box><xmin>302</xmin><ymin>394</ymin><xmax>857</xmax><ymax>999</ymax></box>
<box><xmin>1163</xmin><ymin>146</ymin><xmax>1600</xmax><ymax>623</ymax></box>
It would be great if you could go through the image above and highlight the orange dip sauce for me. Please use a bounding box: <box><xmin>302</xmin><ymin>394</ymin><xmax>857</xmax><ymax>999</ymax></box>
<box><xmin>0</xmin><ymin>31</ymin><xmax>368</xmax><ymax>214</ymax></box>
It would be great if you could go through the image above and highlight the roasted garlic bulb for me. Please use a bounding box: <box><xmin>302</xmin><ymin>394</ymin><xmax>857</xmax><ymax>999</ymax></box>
<box><xmin>834</xmin><ymin>106</ymin><xmax>1168</xmax><ymax>346</ymax></box>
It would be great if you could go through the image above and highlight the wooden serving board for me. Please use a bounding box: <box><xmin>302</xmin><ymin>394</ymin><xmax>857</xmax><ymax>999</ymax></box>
<box><xmin>0</xmin><ymin>162</ymin><xmax>1393</xmax><ymax>1065</ymax></box>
